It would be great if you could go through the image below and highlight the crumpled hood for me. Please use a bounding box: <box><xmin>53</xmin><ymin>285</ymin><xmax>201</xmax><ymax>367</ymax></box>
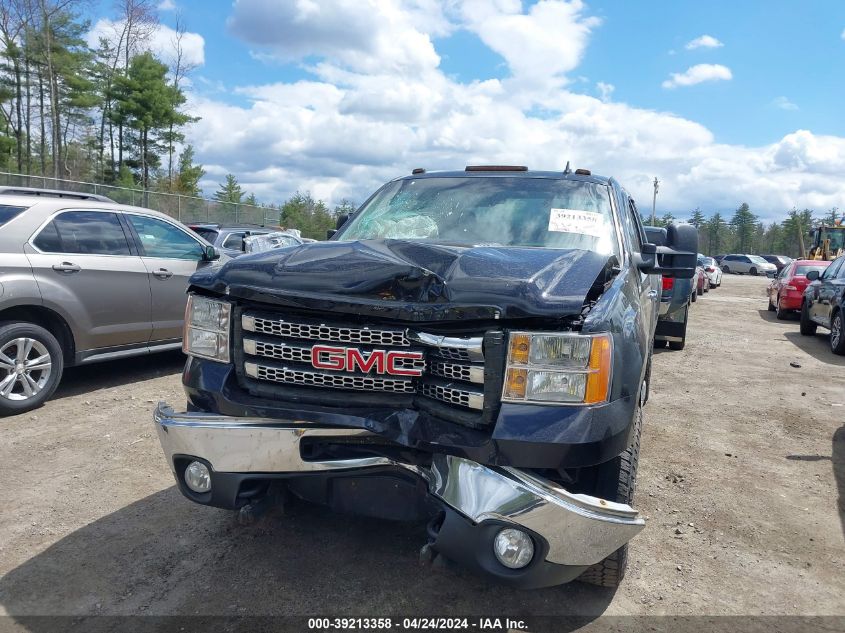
<box><xmin>189</xmin><ymin>239</ymin><xmax>610</xmax><ymax>321</ymax></box>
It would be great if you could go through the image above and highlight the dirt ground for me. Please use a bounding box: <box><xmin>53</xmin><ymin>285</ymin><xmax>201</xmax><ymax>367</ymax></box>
<box><xmin>0</xmin><ymin>274</ymin><xmax>843</xmax><ymax>625</ymax></box>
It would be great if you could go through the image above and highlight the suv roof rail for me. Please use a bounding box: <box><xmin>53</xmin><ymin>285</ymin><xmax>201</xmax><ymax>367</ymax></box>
<box><xmin>0</xmin><ymin>186</ymin><xmax>115</xmax><ymax>203</ymax></box>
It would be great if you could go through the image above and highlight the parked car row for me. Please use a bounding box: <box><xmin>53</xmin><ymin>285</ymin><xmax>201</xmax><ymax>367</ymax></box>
<box><xmin>0</xmin><ymin>187</ymin><xmax>307</xmax><ymax>415</ymax></box>
<box><xmin>767</xmin><ymin>255</ymin><xmax>845</xmax><ymax>355</ymax></box>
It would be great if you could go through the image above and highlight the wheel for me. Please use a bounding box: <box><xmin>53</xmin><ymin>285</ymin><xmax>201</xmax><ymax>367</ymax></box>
<box><xmin>831</xmin><ymin>311</ymin><xmax>845</xmax><ymax>355</ymax></box>
<box><xmin>775</xmin><ymin>297</ymin><xmax>789</xmax><ymax>320</ymax></box>
<box><xmin>0</xmin><ymin>322</ymin><xmax>64</xmax><ymax>416</ymax></box>
<box><xmin>696</xmin><ymin>284</ymin><xmax>703</xmax><ymax>296</ymax></box>
<box><xmin>578</xmin><ymin>403</ymin><xmax>642</xmax><ymax>587</ymax></box>
<box><xmin>722</xmin><ymin>265</ymin><xmax>730</xmax><ymax>274</ymax></box>
<box><xmin>691</xmin><ymin>288</ymin><xmax>697</xmax><ymax>302</ymax></box>
<box><xmin>800</xmin><ymin>301</ymin><xmax>817</xmax><ymax>336</ymax></box>
<box><xmin>767</xmin><ymin>295</ymin><xmax>775</xmax><ymax>311</ymax></box>
<box><xmin>750</xmin><ymin>267</ymin><xmax>757</xmax><ymax>276</ymax></box>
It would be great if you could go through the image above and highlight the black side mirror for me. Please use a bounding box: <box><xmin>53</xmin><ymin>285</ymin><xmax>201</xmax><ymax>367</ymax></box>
<box><xmin>203</xmin><ymin>245</ymin><xmax>220</xmax><ymax>261</ymax></box>
<box><xmin>638</xmin><ymin>223</ymin><xmax>698</xmax><ymax>279</ymax></box>
<box><xmin>326</xmin><ymin>229</ymin><xmax>337</xmax><ymax>239</ymax></box>
<box><xmin>336</xmin><ymin>214</ymin><xmax>350</xmax><ymax>230</ymax></box>
<box><xmin>806</xmin><ymin>269</ymin><xmax>820</xmax><ymax>281</ymax></box>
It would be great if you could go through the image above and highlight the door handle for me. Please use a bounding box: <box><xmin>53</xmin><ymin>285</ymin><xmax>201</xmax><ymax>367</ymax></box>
<box><xmin>152</xmin><ymin>268</ymin><xmax>173</xmax><ymax>279</ymax></box>
<box><xmin>52</xmin><ymin>262</ymin><xmax>81</xmax><ymax>274</ymax></box>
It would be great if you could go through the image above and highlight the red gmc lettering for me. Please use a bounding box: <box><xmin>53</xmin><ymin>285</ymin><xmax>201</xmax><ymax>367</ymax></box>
<box><xmin>311</xmin><ymin>345</ymin><xmax>346</xmax><ymax>371</ymax></box>
<box><xmin>310</xmin><ymin>346</ymin><xmax>424</xmax><ymax>377</ymax></box>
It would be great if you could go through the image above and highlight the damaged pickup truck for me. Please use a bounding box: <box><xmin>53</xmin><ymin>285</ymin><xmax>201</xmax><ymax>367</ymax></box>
<box><xmin>154</xmin><ymin>166</ymin><xmax>697</xmax><ymax>588</ymax></box>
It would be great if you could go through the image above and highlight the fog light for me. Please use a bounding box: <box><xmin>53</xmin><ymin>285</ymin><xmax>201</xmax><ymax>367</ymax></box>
<box><xmin>493</xmin><ymin>527</ymin><xmax>534</xmax><ymax>569</ymax></box>
<box><xmin>184</xmin><ymin>461</ymin><xmax>211</xmax><ymax>493</ymax></box>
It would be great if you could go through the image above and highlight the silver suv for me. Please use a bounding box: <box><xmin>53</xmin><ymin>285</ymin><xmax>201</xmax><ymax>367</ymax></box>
<box><xmin>719</xmin><ymin>254</ymin><xmax>777</xmax><ymax>276</ymax></box>
<box><xmin>0</xmin><ymin>189</ymin><xmax>222</xmax><ymax>415</ymax></box>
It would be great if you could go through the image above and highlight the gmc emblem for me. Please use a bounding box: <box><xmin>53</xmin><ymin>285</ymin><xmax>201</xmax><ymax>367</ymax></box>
<box><xmin>311</xmin><ymin>345</ymin><xmax>424</xmax><ymax>377</ymax></box>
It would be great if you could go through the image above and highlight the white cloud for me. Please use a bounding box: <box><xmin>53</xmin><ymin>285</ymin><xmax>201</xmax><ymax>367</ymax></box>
<box><xmin>86</xmin><ymin>19</ymin><xmax>205</xmax><ymax>68</ymax></box>
<box><xmin>158</xmin><ymin>0</ymin><xmax>177</xmax><ymax>11</ymax></box>
<box><xmin>685</xmin><ymin>34</ymin><xmax>723</xmax><ymax>50</ymax></box>
<box><xmin>772</xmin><ymin>96</ymin><xmax>799</xmax><ymax>111</ymax></box>
<box><xmin>662</xmin><ymin>64</ymin><xmax>732</xmax><ymax>89</ymax></box>
<box><xmin>596</xmin><ymin>81</ymin><xmax>614</xmax><ymax>102</ymax></box>
<box><xmin>172</xmin><ymin>1</ymin><xmax>845</xmax><ymax>222</ymax></box>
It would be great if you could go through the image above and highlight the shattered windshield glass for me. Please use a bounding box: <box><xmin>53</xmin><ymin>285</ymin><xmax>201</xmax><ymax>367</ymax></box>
<box><xmin>338</xmin><ymin>177</ymin><xmax>619</xmax><ymax>255</ymax></box>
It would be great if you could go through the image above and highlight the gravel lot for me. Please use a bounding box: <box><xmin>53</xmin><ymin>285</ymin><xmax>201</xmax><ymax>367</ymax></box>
<box><xmin>0</xmin><ymin>274</ymin><xmax>843</xmax><ymax>624</ymax></box>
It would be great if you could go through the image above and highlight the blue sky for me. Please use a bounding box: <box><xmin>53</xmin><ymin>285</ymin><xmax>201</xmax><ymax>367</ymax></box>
<box><xmin>86</xmin><ymin>0</ymin><xmax>845</xmax><ymax>221</ymax></box>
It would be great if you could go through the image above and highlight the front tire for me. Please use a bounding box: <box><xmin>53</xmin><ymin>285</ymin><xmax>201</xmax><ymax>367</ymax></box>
<box><xmin>750</xmin><ymin>267</ymin><xmax>758</xmax><ymax>276</ymax></box>
<box><xmin>722</xmin><ymin>265</ymin><xmax>730</xmax><ymax>274</ymax></box>
<box><xmin>578</xmin><ymin>403</ymin><xmax>642</xmax><ymax>587</ymax></box>
<box><xmin>800</xmin><ymin>301</ymin><xmax>817</xmax><ymax>336</ymax></box>
<box><xmin>0</xmin><ymin>322</ymin><xmax>64</xmax><ymax>416</ymax></box>
<box><xmin>831</xmin><ymin>310</ymin><xmax>845</xmax><ymax>355</ymax></box>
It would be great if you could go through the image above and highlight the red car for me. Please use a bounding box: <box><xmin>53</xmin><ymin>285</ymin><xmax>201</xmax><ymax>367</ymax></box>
<box><xmin>767</xmin><ymin>259</ymin><xmax>830</xmax><ymax>319</ymax></box>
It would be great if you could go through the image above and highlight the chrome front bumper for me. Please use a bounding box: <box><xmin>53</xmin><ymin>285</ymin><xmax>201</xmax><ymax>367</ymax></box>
<box><xmin>154</xmin><ymin>403</ymin><xmax>645</xmax><ymax>567</ymax></box>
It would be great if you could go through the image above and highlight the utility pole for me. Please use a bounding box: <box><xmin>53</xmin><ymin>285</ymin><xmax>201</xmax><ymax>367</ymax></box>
<box><xmin>651</xmin><ymin>177</ymin><xmax>659</xmax><ymax>226</ymax></box>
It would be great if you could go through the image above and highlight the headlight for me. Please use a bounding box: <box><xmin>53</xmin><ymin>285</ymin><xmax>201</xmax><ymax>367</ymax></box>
<box><xmin>183</xmin><ymin>294</ymin><xmax>231</xmax><ymax>363</ymax></box>
<box><xmin>502</xmin><ymin>331</ymin><xmax>612</xmax><ymax>405</ymax></box>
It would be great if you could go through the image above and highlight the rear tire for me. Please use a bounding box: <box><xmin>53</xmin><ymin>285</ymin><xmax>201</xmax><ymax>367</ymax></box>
<box><xmin>578</xmin><ymin>404</ymin><xmax>642</xmax><ymax>588</ymax></box>
<box><xmin>831</xmin><ymin>310</ymin><xmax>845</xmax><ymax>355</ymax></box>
<box><xmin>767</xmin><ymin>295</ymin><xmax>775</xmax><ymax>311</ymax></box>
<box><xmin>750</xmin><ymin>267</ymin><xmax>757</xmax><ymax>276</ymax></box>
<box><xmin>775</xmin><ymin>297</ymin><xmax>789</xmax><ymax>320</ymax></box>
<box><xmin>800</xmin><ymin>301</ymin><xmax>817</xmax><ymax>336</ymax></box>
<box><xmin>0</xmin><ymin>322</ymin><xmax>64</xmax><ymax>416</ymax></box>
<box><xmin>691</xmin><ymin>289</ymin><xmax>697</xmax><ymax>303</ymax></box>
<box><xmin>722</xmin><ymin>265</ymin><xmax>730</xmax><ymax>274</ymax></box>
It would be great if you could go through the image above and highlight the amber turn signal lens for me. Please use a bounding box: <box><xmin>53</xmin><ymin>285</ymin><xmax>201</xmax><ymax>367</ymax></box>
<box><xmin>504</xmin><ymin>368</ymin><xmax>528</xmax><ymax>400</ymax></box>
<box><xmin>584</xmin><ymin>334</ymin><xmax>612</xmax><ymax>404</ymax></box>
<box><xmin>508</xmin><ymin>334</ymin><xmax>531</xmax><ymax>365</ymax></box>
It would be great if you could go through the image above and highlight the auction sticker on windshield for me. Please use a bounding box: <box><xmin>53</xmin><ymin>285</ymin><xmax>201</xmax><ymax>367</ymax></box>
<box><xmin>548</xmin><ymin>208</ymin><xmax>605</xmax><ymax>237</ymax></box>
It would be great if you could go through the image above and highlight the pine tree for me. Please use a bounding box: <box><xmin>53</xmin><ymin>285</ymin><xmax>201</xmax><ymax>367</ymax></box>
<box><xmin>175</xmin><ymin>145</ymin><xmax>204</xmax><ymax>196</ymax></box>
<box><xmin>706</xmin><ymin>213</ymin><xmax>727</xmax><ymax>256</ymax></box>
<box><xmin>689</xmin><ymin>208</ymin><xmax>706</xmax><ymax>228</ymax></box>
<box><xmin>215</xmin><ymin>173</ymin><xmax>243</xmax><ymax>203</ymax></box>
<box><xmin>730</xmin><ymin>203</ymin><xmax>757</xmax><ymax>253</ymax></box>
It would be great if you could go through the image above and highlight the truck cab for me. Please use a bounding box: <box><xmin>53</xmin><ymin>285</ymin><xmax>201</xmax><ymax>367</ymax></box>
<box><xmin>154</xmin><ymin>167</ymin><xmax>696</xmax><ymax>588</ymax></box>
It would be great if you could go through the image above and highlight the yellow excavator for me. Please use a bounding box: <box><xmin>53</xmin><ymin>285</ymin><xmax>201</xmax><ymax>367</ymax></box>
<box><xmin>806</xmin><ymin>221</ymin><xmax>845</xmax><ymax>261</ymax></box>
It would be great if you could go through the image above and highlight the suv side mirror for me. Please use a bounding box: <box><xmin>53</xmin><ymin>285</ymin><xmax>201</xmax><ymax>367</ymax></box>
<box><xmin>203</xmin><ymin>245</ymin><xmax>220</xmax><ymax>261</ymax></box>
<box><xmin>806</xmin><ymin>269</ymin><xmax>820</xmax><ymax>281</ymax></box>
<box><xmin>638</xmin><ymin>222</ymin><xmax>698</xmax><ymax>279</ymax></box>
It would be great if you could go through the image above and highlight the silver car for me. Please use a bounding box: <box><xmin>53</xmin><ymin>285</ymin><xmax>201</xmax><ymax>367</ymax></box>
<box><xmin>0</xmin><ymin>189</ymin><xmax>223</xmax><ymax>415</ymax></box>
<box><xmin>719</xmin><ymin>254</ymin><xmax>777</xmax><ymax>276</ymax></box>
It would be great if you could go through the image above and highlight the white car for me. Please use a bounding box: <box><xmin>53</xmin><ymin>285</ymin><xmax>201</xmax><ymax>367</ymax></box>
<box><xmin>699</xmin><ymin>255</ymin><xmax>722</xmax><ymax>288</ymax></box>
<box><xmin>720</xmin><ymin>254</ymin><xmax>777</xmax><ymax>276</ymax></box>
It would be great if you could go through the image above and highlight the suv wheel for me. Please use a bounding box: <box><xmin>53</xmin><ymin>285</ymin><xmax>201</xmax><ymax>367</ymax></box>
<box><xmin>749</xmin><ymin>267</ymin><xmax>757</xmax><ymax>276</ymax></box>
<box><xmin>722</xmin><ymin>265</ymin><xmax>730</xmax><ymax>274</ymax></box>
<box><xmin>800</xmin><ymin>301</ymin><xmax>817</xmax><ymax>336</ymax></box>
<box><xmin>578</xmin><ymin>402</ymin><xmax>642</xmax><ymax>587</ymax></box>
<box><xmin>0</xmin><ymin>322</ymin><xmax>63</xmax><ymax>416</ymax></box>
<box><xmin>831</xmin><ymin>310</ymin><xmax>845</xmax><ymax>355</ymax></box>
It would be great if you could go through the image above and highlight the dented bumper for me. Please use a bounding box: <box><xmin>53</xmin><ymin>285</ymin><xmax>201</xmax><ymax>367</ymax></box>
<box><xmin>154</xmin><ymin>402</ymin><xmax>644</xmax><ymax>584</ymax></box>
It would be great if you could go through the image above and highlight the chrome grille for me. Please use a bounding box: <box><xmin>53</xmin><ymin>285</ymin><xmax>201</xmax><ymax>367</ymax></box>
<box><xmin>240</xmin><ymin>311</ymin><xmax>487</xmax><ymax>413</ymax></box>
<box><xmin>430</xmin><ymin>360</ymin><xmax>484</xmax><ymax>384</ymax></box>
<box><xmin>245</xmin><ymin>362</ymin><xmax>415</xmax><ymax>393</ymax></box>
<box><xmin>420</xmin><ymin>383</ymin><xmax>484</xmax><ymax>410</ymax></box>
<box><xmin>243</xmin><ymin>315</ymin><xmax>408</xmax><ymax>346</ymax></box>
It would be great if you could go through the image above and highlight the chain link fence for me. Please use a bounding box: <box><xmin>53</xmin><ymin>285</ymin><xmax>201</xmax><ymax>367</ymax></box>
<box><xmin>0</xmin><ymin>171</ymin><xmax>279</xmax><ymax>227</ymax></box>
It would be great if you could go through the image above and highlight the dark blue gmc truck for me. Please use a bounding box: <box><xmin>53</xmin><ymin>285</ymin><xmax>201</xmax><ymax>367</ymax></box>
<box><xmin>154</xmin><ymin>166</ymin><xmax>696</xmax><ymax>588</ymax></box>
